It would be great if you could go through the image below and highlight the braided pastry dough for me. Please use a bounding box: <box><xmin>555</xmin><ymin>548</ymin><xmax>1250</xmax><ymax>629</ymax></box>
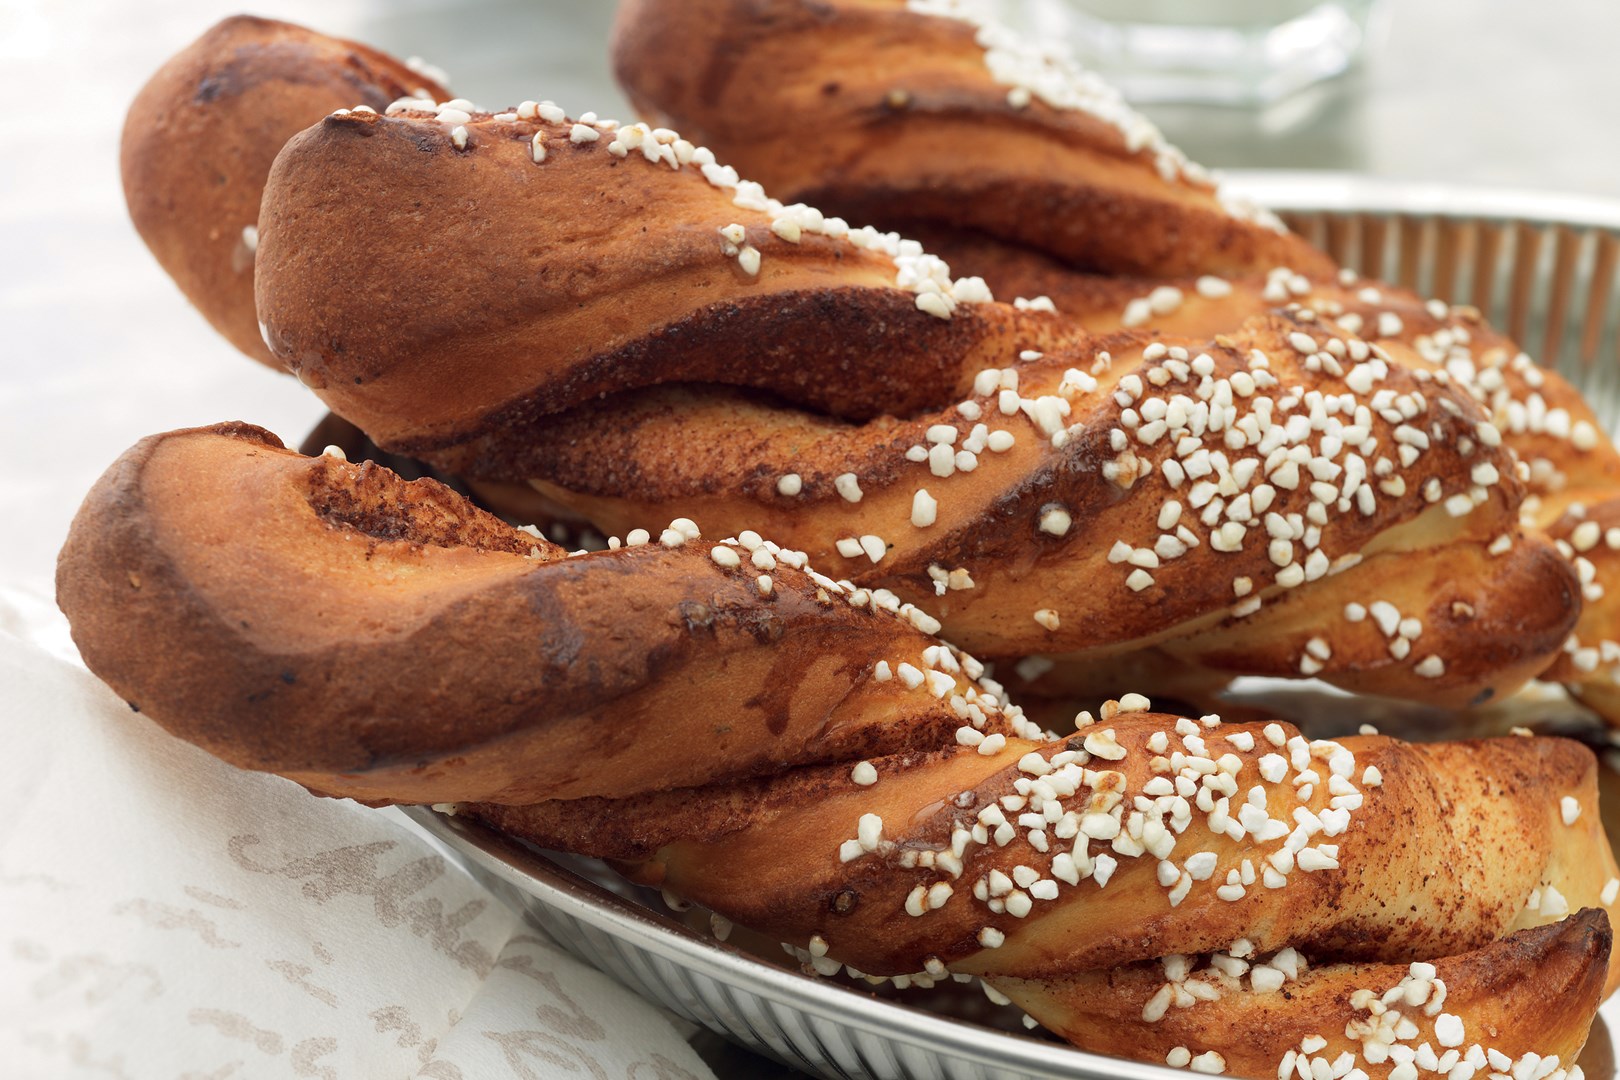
<box><xmin>55</xmin><ymin>423</ymin><xmax>1038</xmax><ymax>805</ymax></box>
<box><xmin>612</xmin><ymin>0</ymin><xmax>1331</xmax><ymax>281</ymax></box>
<box><xmin>250</xmin><ymin>97</ymin><xmax>1578</xmax><ymax>708</ymax></box>
<box><xmin>53</xmin><ymin>426</ymin><xmax>1620</xmax><ymax>1075</ymax></box>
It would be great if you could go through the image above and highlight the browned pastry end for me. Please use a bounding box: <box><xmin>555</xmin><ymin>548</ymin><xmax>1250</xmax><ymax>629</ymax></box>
<box><xmin>121</xmin><ymin>16</ymin><xmax>448</xmax><ymax>367</ymax></box>
<box><xmin>56</xmin><ymin>424</ymin><xmax>1037</xmax><ymax>805</ymax></box>
<box><xmin>469</xmin><ymin>711</ymin><xmax>1620</xmax><ymax>1076</ymax></box>
<box><xmin>1009</xmin><ymin>913</ymin><xmax>1609</xmax><ymax>1076</ymax></box>
<box><xmin>297</xmin><ymin>412</ymin><xmax>608</xmax><ymax>546</ymax></box>
<box><xmin>611</xmin><ymin>0</ymin><xmax>1333</xmax><ymax>281</ymax></box>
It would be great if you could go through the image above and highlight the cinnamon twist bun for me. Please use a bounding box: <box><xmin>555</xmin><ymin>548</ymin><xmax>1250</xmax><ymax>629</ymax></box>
<box><xmin>51</xmin><ymin>427</ymin><xmax>1620</xmax><ymax>1075</ymax></box>
<box><xmin>611</xmin><ymin>0</ymin><xmax>1620</xmax><ymax>719</ymax></box>
<box><xmin>610</xmin><ymin>0</ymin><xmax>1332</xmax><ymax>281</ymax></box>
<box><xmin>250</xmin><ymin>100</ymin><xmax>1579</xmax><ymax>708</ymax></box>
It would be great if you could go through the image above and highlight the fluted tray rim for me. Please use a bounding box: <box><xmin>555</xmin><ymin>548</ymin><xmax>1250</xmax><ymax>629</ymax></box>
<box><xmin>402</xmin><ymin>804</ymin><xmax>1171</xmax><ymax>1080</ymax></box>
<box><xmin>1222</xmin><ymin>169</ymin><xmax>1620</xmax><ymax>230</ymax></box>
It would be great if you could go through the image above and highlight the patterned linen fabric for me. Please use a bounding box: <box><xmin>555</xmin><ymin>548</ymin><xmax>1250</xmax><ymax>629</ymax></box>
<box><xmin>0</xmin><ymin>587</ymin><xmax>715</xmax><ymax>1080</ymax></box>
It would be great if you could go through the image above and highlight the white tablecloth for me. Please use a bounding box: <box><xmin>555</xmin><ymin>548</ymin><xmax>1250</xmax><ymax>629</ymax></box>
<box><xmin>0</xmin><ymin>585</ymin><xmax>716</xmax><ymax>1080</ymax></box>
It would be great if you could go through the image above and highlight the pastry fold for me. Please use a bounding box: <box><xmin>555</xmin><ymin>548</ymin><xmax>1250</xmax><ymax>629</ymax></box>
<box><xmin>56</xmin><ymin>423</ymin><xmax>1030</xmax><ymax>805</ymax></box>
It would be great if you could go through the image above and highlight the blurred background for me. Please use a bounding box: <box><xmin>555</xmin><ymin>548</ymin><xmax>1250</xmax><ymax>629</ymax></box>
<box><xmin>1</xmin><ymin>0</ymin><xmax>1617</xmax><ymax>598</ymax></box>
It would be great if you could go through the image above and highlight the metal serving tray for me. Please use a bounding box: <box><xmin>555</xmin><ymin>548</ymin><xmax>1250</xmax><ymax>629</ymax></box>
<box><xmin>402</xmin><ymin>171</ymin><xmax>1620</xmax><ymax>1080</ymax></box>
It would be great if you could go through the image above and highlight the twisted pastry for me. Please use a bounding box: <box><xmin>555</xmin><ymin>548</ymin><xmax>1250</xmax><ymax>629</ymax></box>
<box><xmin>1127</xmin><ymin>275</ymin><xmax>1620</xmax><ymax>719</ymax></box>
<box><xmin>250</xmin><ymin>97</ymin><xmax>1578</xmax><ymax>708</ymax></box>
<box><xmin>122</xmin><ymin>16</ymin><xmax>448</xmax><ymax>368</ymax></box>
<box><xmin>115</xmin><ymin>13</ymin><xmax>1598</xmax><ymax>711</ymax></box>
<box><xmin>612</xmin><ymin>0</ymin><xmax>1620</xmax><ymax>718</ymax></box>
<box><xmin>991</xmin><ymin>268</ymin><xmax>1620</xmax><ymax>709</ymax></box>
<box><xmin>254</xmin><ymin>102</ymin><xmax>1072</xmax><ymax>451</ymax></box>
<box><xmin>472</xmin><ymin>718</ymin><xmax>1618</xmax><ymax>976</ymax></box>
<box><xmin>611</xmin><ymin>0</ymin><xmax>1332</xmax><ymax>282</ymax></box>
<box><xmin>92</xmin><ymin>10</ymin><xmax>1620</xmax><ymax>1077</ymax></box>
<box><xmin>470</xmin><ymin>705</ymin><xmax>1620</xmax><ymax>1075</ymax></box>
<box><xmin>54</xmin><ymin>423</ymin><xmax>1037</xmax><ymax>805</ymax></box>
<box><xmin>471</xmin><ymin>720</ymin><xmax>1619</xmax><ymax>1075</ymax></box>
<box><xmin>54</xmin><ymin>425</ymin><xmax>1620</xmax><ymax>1077</ymax></box>
<box><xmin>899</xmin><ymin>237</ymin><xmax>1620</xmax><ymax>713</ymax></box>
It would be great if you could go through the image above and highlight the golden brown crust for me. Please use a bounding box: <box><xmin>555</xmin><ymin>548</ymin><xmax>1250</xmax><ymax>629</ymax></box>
<box><xmin>121</xmin><ymin>16</ymin><xmax>446</xmax><ymax>367</ymax></box>
<box><xmin>468</xmin><ymin>713</ymin><xmax>1619</xmax><ymax>1075</ymax></box>
<box><xmin>610</xmin><ymin>0</ymin><xmax>1332</xmax><ymax>280</ymax></box>
<box><xmin>255</xmin><ymin>106</ymin><xmax>1074</xmax><ymax>451</ymax></box>
<box><xmin>134</xmin><ymin>14</ymin><xmax>1577</xmax><ymax>711</ymax></box>
<box><xmin>1007</xmin><ymin>912</ymin><xmax>1609</xmax><ymax>1075</ymax></box>
<box><xmin>472</xmin><ymin>719</ymin><xmax>1619</xmax><ymax>983</ymax></box>
<box><xmin>55</xmin><ymin>424</ymin><xmax>1020</xmax><ymax>805</ymax></box>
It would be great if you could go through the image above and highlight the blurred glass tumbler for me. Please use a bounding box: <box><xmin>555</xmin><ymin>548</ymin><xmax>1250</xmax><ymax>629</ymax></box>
<box><xmin>1014</xmin><ymin>0</ymin><xmax>1386</xmax><ymax>105</ymax></box>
